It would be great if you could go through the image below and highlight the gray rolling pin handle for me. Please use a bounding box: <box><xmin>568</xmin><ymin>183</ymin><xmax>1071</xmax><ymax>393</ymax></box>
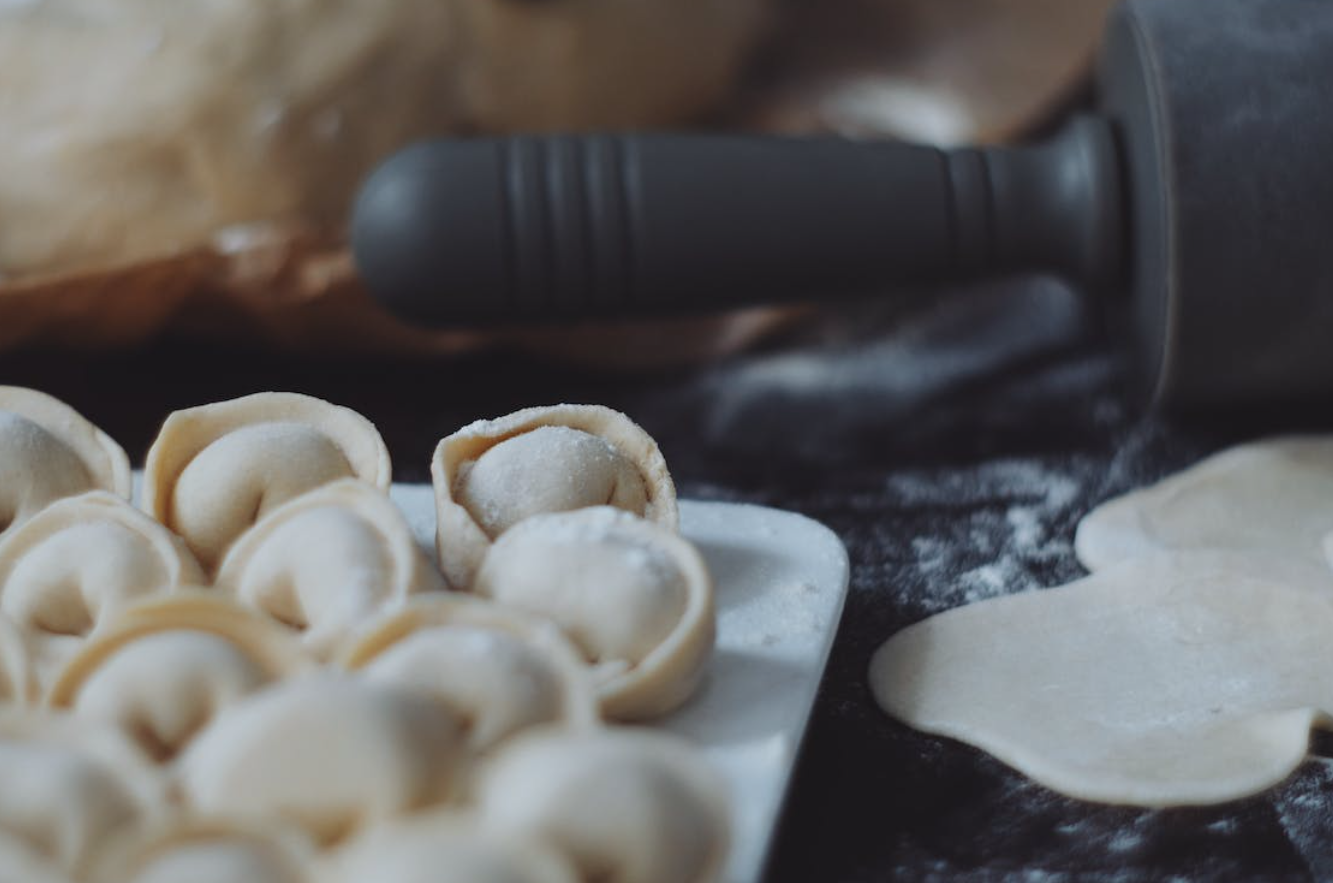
<box><xmin>352</xmin><ymin>116</ymin><xmax>1122</xmax><ymax>326</ymax></box>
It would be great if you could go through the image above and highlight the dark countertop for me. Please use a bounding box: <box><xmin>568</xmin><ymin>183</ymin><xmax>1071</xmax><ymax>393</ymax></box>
<box><xmin>3</xmin><ymin>277</ymin><xmax>1328</xmax><ymax>882</ymax></box>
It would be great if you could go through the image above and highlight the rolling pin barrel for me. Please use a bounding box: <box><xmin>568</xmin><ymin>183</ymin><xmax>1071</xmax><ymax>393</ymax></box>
<box><xmin>352</xmin><ymin>121</ymin><xmax>1121</xmax><ymax>326</ymax></box>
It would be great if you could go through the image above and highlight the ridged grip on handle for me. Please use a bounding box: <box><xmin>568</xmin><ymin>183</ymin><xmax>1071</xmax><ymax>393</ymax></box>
<box><xmin>352</xmin><ymin>120</ymin><xmax>1121</xmax><ymax>326</ymax></box>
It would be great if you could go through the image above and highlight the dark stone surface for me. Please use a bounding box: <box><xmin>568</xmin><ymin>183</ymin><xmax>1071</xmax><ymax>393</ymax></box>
<box><xmin>4</xmin><ymin>277</ymin><xmax>1330</xmax><ymax>880</ymax></box>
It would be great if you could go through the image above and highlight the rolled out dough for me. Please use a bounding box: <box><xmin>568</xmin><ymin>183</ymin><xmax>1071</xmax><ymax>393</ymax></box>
<box><xmin>1075</xmin><ymin>437</ymin><xmax>1333</xmax><ymax>578</ymax></box>
<box><xmin>870</xmin><ymin>552</ymin><xmax>1333</xmax><ymax>806</ymax></box>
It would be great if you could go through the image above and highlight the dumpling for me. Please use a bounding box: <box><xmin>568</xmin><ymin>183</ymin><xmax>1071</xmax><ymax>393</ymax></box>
<box><xmin>46</xmin><ymin>593</ymin><xmax>311</xmax><ymax>762</ymax></box>
<box><xmin>214</xmin><ymin>479</ymin><xmax>444</xmax><ymax>656</ymax></box>
<box><xmin>143</xmin><ymin>392</ymin><xmax>391</xmax><ymax>572</ymax></box>
<box><xmin>0</xmin><ymin>710</ymin><xmax>164</xmax><ymax>876</ymax></box>
<box><xmin>0</xmin><ymin>386</ymin><xmax>130</xmax><ymax>537</ymax></box>
<box><xmin>325</xmin><ymin>812</ymin><xmax>577</xmax><ymax>883</ymax></box>
<box><xmin>0</xmin><ymin>830</ymin><xmax>72</xmax><ymax>883</ymax></box>
<box><xmin>339</xmin><ymin>595</ymin><xmax>598</xmax><ymax>752</ymax></box>
<box><xmin>89</xmin><ymin>818</ymin><xmax>315</xmax><ymax>883</ymax></box>
<box><xmin>474</xmin><ymin>507</ymin><xmax>714</xmax><ymax>720</ymax></box>
<box><xmin>0</xmin><ymin>492</ymin><xmax>204</xmax><ymax>687</ymax></box>
<box><xmin>477</xmin><ymin>728</ymin><xmax>730</xmax><ymax>883</ymax></box>
<box><xmin>0</xmin><ymin>614</ymin><xmax>33</xmax><ymax>707</ymax></box>
<box><xmin>432</xmin><ymin>405</ymin><xmax>677</xmax><ymax>590</ymax></box>
<box><xmin>178</xmin><ymin>675</ymin><xmax>468</xmax><ymax>845</ymax></box>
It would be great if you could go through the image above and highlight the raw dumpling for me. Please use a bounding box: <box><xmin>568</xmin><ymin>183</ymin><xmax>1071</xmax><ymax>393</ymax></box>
<box><xmin>0</xmin><ymin>710</ymin><xmax>164</xmax><ymax>875</ymax></box>
<box><xmin>475</xmin><ymin>507</ymin><xmax>714</xmax><ymax>720</ymax></box>
<box><xmin>477</xmin><ymin>728</ymin><xmax>730</xmax><ymax>883</ymax></box>
<box><xmin>179</xmin><ymin>675</ymin><xmax>468</xmax><ymax>845</ymax></box>
<box><xmin>215</xmin><ymin>479</ymin><xmax>444</xmax><ymax>656</ymax></box>
<box><xmin>0</xmin><ymin>614</ymin><xmax>33</xmax><ymax>707</ymax></box>
<box><xmin>339</xmin><ymin>595</ymin><xmax>598</xmax><ymax>752</ymax></box>
<box><xmin>89</xmin><ymin>819</ymin><xmax>315</xmax><ymax>883</ymax></box>
<box><xmin>143</xmin><ymin>393</ymin><xmax>391</xmax><ymax>572</ymax></box>
<box><xmin>0</xmin><ymin>387</ymin><xmax>130</xmax><ymax>536</ymax></box>
<box><xmin>0</xmin><ymin>492</ymin><xmax>204</xmax><ymax>687</ymax></box>
<box><xmin>869</xmin><ymin>551</ymin><xmax>1333</xmax><ymax>806</ymax></box>
<box><xmin>46</xmin><ymin>593</ymin><xmax>310</xmax><ymax>761</ymax></box>
<box><xmin>325</xmin><ymin>812</ymin><xmax>577</xmax><ymax>883</ymax></box>
<box><xmin>1075</xmin><ymin>437</ymin><xmax>1333</xmax><ymax>577</ymax></box>
<box><xmin>432</xmin><ymin>405</ymin><xmax>677</xmax><ymax>590</ymax></box>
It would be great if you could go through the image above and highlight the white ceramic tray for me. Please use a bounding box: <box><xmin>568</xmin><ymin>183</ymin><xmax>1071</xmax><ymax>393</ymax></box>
<box><xmin>388</xmin><ymin>487</ymin><xmax>851</xmax><ymax>883</ymax></box>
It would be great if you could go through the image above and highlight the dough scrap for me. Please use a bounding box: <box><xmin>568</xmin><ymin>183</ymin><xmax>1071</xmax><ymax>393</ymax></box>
<box><xmin>475</xmin><ymin>507</ymin><xmax>714</xmax><ymax>720</ymax></box>
<box><xmin>215</xmin><ymin>479</ymin><xmax>443</xmax><ymax>656</ymax></box>
<box><xmin>0</xmin><ymin>492</ymin><xmax>204</xmax><ymax>690</ymax></box>
<box><xmin>178</xmin><ymin>675</ymin><xmax>467</xmax><ymax>845</ymax></box>
<box><xmin>0</xmin><ymin>387</ymin><xmax>130</xmax><ymax>537</ymax></box>
<box><xmin>870</xmin><ymin>552</ymin><xmax>1333</xmax><ymax>806</ymax></box>
<box><xmin>324</xmin><ymin>811</ymin><xmax>577</xmax><ymax>883</ymax></box>
<box><xmin>478</xmin><ymin>727</ymin><xmax>730</xmax><ymax>883</ymax></box>
<box><xmin>339</xmin><ymin>594</ymin><xmax>598</xmax><ymax>753</ymax></box>
<box><xmin>432</xmin><ymin>405</ymin><xmax>677</xmax><ymax>591</ymax></box>
<box><xmin>47</xmin><ymin>592</ymin><xmax>311</xmax><ymax>761</ymax></box>
<box><xmin>1076</xmin><ymin>436</ymin><xmax>1333</xmax><ymax>578</ymax></box>
<box><xmin>144</xmin><ymin>392</ymin><xmax>390</xmax><ymax>572</ymax></box>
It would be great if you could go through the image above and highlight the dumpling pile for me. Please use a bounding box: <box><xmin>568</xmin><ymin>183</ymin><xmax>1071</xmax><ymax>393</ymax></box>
<box><xmin>0</xmin><ymin>388</ymin><xmax>725</xmax><ymax>883</ymax></box>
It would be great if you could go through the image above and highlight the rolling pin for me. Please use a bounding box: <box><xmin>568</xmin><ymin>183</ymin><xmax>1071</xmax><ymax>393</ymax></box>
<box><xmin>351</xmin><ymin>0</ymin><xmax>1333</xmax><ymax>411</ymax></box>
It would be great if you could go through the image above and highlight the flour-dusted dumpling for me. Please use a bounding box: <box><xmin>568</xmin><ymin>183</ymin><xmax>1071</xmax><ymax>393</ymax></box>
<box><xmin>0</xmin><ymin>492</ymin><xmax>204</xmax><ymax>688</ymax></box>
<box><xmin>0</xmin><ymin>614</ymin><xmax>33</xmax><ymax>708</ymax></box>
<box><xmin>475</xmin><ymin>507</ymin><xmax>713</xmax><ymax>720</ymax></box>
<box><xmin>325</xmin><ymin>811</ymin><xmax>577</xmax><ymax>883</ymax></box>
<box><xmin>47</xmin><ymin>593</ymin><xmax>311</xmax><ymax>762</ymax></box>
<box><xmin>89</xmin><ymin>818</ymin><xmax>315</xmax><ymax>883</ymax></box>
<box><xmin>215</xmin><ymin>479</ymin><xmax>444</xmax><ymax>656</ymax></box>
<box><xmin>0</xmin><ymin>387</ymin><xmax>130</xmax><ymax>537</ymax></box>
<box><xmin>179</xmin><ymin>675</ymin><xmax>468</xmax><ymax>845</ymax></box>
<box><xmin>432</xmin><ymin>405</ymin><xmax>677</xmax><ymax>590</ymax></box>
<box><xmin>144</xmin><ymin>393</ymin><xmax>391</xmax><ymax>572</ymax></box>
<box><xmin>0</xmin><ymin>710</ymin><xmax>165</xmax><ymax>876</ymax></box>
<box><xmin>1075</xmin><ymin>437</ymin><xmax>1333</xmax><ymax>576</ymax></box>
<box><xmin>340</xmin><ymin>595</ymin><xmax>598</xmax><ymax>752</ymax></box>
<box><xmin>478</xmin><ymin>728</ymin><xmax>730</xmax><ymax>883</ymax></box>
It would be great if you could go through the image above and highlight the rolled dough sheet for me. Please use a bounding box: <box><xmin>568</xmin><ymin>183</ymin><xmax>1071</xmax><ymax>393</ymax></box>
<box><xmin>870</xmin><ymin>551</ymin><xmax>1333</xmax><ymax>806</ymax></box>
<box><xmin>1075</xmin><ymin>437</ymin><xmax>1333</xmax><ymax>580</ymax></box>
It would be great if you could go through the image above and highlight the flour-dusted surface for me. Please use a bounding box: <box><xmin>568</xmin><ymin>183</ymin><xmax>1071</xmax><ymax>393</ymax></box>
<box><xmin>11</xmin><ymin>275</ymin><xmax>1333</xmax><ymax>881</ymax></box>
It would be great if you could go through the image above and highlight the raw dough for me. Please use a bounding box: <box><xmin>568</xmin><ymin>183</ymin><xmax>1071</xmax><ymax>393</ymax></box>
<box><xmin>870</xmin><ymin>552</ymin><xmax>1333</xmax><ymax>806</ymax></box>
<box><xmin>144</xmin><ymin>392</ymin><xmax>390</xmax><ymax>572</ymax></box>
<box><xmin>325</xmin><ymin>812</ymin><xmax>577</xmax><ymax>883</ymax></box>
<box><xmin>178</xmin><ymin>675</ymin><xmax>466</xmax><ymax>845</ymax></box>
<box><xmin>1075</xmin><ymin>436</ymin><xmax>1333</xmax><ymax>578</ymax></box>
<box><xmin>47</xmin><ymin>592</ymin><xmax>310</xmax><ymax>760</ymax></box>
<box><xmin>0</xmin><ymin>0</ymin><xmax>765</xmax><ymax>281</ymax></box>
<box><xmin>0</xmin><ymin>387</ymin><xmax>130</xmax><ymax>536</ymax></box>
<box><xmin>339</xmin><ymin>594</ymin><xmax>597</xmax><ymax>753</ymax></box>
<box><xmin>432</xmin><ymin>404</ymin><xmax>677</xmax><ymax>591</ymax></box>
<box><xmin>478</xmin><ymin>727</ymin><xmax>730</xmax><ymax>883</ymax></box>
<box><xmin>475</xmin><ymin>507</ymin><xmax>714</xmax><ymax>721</ymax></box>
<box><xmin>215</xmin><ymin>479</ymin><xmax>443</xmax><ymax>656</ymax></box>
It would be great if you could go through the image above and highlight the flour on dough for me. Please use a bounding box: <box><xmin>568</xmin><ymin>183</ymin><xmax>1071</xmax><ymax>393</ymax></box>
<box><xmin>1075</xmin><ymin>437</ymin><xmax>1333</xmax><ymax>578</ymax></box>
<box><xmin>870</xmin><ymin>552</ymin><xmax>1333</xmax><ymax>806</ymax></box>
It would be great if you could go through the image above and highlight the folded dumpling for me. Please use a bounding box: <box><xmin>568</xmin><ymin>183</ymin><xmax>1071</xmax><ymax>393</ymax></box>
<box><xmin>339</xmin><ymin>595</ymin><xmax>598</xmax><ymax>752</ymax></box>
<box><xmin>89</xmin><ymin>818</ymin><xmax>315</xmax><ymax>883</ymax></box>
<box><xmin>324</xmin><ymin>812</ymin><xmax>577</xmax><ymax>883</ymax></box>
<box><xmin>0</xmin><ymin>492</ymin><xmax>204</xmax><ymax>688</ymax></box>
<box><xmin>178</xmin><ymin>675</ymin><xmax>468</xmax><ymax>845</ymax></box>
<box><xmin>477</xmin><ymin>728</ymin><xmax>730</xmax><ymax>883</ymax></box>
<box><xmin>46</xmin><ymin>593</ymin><xmax>311</xmax><ymax>762</ymax></box>
<box><xmin>143</xmin><ymin>393</ymin><xmax>391</xmax><ymax>572</ymax></box>
<box><xmin>475</xmin><ymin>507</ymin><xmax>714</xmax><ymax>720</ymax></box>
<box><xmin>0</xmin><ymin>710</ymin><xmax>165</xmax><ymax>876</ymax></box>
<box><xmin>0</xmin><ymin>387</ymin><xmax>130</xmax><ymax>537</ymax></box>
<box><xmin>215</xmin><ymin>480</ymin><xmax>444</xmax><ymax>656</ymax></box>
<box><xmin>432</xmin><ymin>405</ymin><xmax>677</xmax><ymax>590</ymax></box>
